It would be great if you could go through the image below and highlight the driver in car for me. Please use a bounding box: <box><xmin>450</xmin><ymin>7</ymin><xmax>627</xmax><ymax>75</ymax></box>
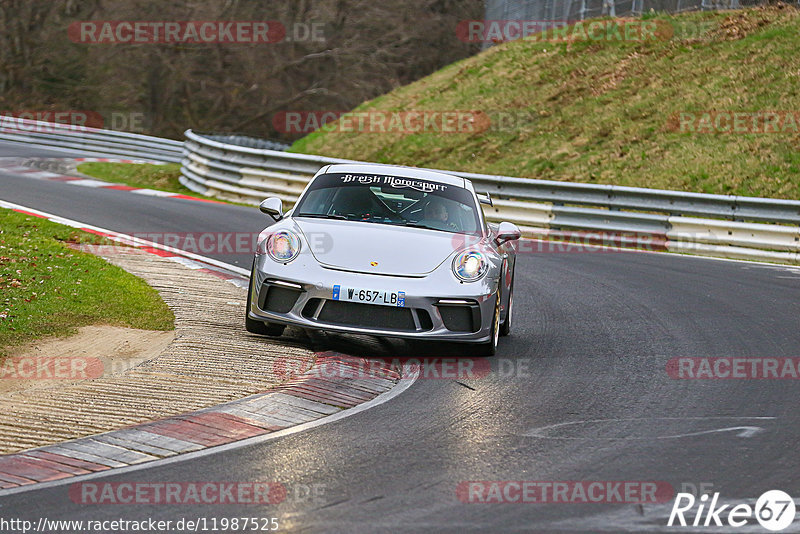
<box><xmin>421</xmin><ymin>199</ymin><xmax>458</xmax><ymax>231</ymax></box>
<box><xmin>333</xmin><ymin>187</ymin><xmax>384</xmax><ymax>219</ymax></box>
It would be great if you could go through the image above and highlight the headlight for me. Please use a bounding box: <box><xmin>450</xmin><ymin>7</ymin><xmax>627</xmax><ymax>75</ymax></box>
<box><xmin>452</xmin><ymin>250</ymin><xmax>488</xmax><ymax>282</ymax></box>
<box><xmin>266</xmin><ymin>231</ymin><xmax>301</xmax><ymax>263</ymax></box>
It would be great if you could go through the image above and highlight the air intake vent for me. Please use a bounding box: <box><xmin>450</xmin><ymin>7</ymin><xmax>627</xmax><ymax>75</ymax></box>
<box><xmin>437</xmin><ymin>303</ymin><xmax>479</xmax><ymax>332</ymax></box>
<box><xmin>317</xmin><ymin>301</ymin><xmax>416</xmax><ymax>331</ymax></box>
<box><xmin>259</xmin><ymin>283</ymin><xmax>302</xmax><ymax>314</ymax></box>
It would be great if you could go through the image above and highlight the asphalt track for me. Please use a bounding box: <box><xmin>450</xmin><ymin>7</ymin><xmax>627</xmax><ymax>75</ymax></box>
<box><xmin>1</xmin><ymin>140</ymin><xmax>800</xmax><ymax>532</ymax></box>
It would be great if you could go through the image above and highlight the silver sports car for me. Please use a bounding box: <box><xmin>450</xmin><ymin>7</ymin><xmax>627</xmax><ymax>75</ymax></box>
<box><xmin>245</xmin><ymin>163</ymin><xmax>520</xmax><ymax>356</ymax></box>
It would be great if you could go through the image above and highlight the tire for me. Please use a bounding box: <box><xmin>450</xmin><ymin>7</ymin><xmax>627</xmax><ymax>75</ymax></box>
<box><xmin>500</xmin><ymin>272</ymin><xmax>514</xmax><ymax>337</ymax></box>
<box><xmin>245</xmin><ymin>268</ymin><xmax>286</xmax><ymax>337</ymax></box>
<box><xmin>474</xmin><ymin>292</ymin><xmax>500</xmax><ymax>357</ymax></box>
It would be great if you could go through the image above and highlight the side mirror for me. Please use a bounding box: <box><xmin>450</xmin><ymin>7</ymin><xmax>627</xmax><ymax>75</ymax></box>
<box><xmin>259</xmin><ymin>198</ymin><xmax>283</xmax><ymax>221</ymax></box>
<box><xmin>478</xmin><ymin>192</ymin><xmax>493</xmax><ymax>206</ymax></box>
<box><xmin>496</xmin><ymin>222</ymin><xmax>521</xmax><ymax>245</ymax></box>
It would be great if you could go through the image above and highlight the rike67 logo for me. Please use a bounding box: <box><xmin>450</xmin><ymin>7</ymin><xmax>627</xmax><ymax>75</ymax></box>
<box><xmin>668</xmin><ymin>490</ymin><xmax>796</xmax><ymax>531</ymax></box>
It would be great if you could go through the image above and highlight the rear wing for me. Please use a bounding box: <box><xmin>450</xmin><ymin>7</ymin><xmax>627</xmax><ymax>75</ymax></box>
<box><xmin>477</xmin><ymin>192</ymin><xmax>493</xmax><ymax>207</ymax></box>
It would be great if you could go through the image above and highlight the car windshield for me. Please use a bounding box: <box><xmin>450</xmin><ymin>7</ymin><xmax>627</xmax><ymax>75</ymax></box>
<box><xmin>293</xmin><ymin>172</ymin><xmax>481</xmax><ymax>234</ymax></box>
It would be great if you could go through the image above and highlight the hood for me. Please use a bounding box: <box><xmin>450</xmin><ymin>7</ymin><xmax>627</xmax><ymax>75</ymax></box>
<box><xmin>294</xmin><ymin>218</ymin><xmax>460</xmax><ymax>276</ymax></box>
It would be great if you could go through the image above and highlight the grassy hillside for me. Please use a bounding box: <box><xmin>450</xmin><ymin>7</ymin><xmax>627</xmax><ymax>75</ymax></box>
<box><xmin>0</xmin><ymin>210</ymin><xmax>174</xmax><ymax>354</ymax></box>
<box><xmin>292</xmin><ymin>5</ymin><xmax>800</xmax><ymax>199</ymax></box>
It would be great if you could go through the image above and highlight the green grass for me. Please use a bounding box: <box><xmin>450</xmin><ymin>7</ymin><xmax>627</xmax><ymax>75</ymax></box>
<box><xmin>0</xmin><ymin>209</ymin><xmax>174</xmax><ymax>355</ymax></box>
<box><xmin>292</xmin><ymin>5</ymin><xmax>800</xmax><ymax>199</ymax></box>
<box><xmin>77</xmin><ymin>162</ymin><xmax>194</xmax><ymax>195</ymax></box>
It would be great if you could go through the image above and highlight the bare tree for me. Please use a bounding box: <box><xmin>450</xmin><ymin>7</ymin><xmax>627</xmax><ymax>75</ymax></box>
<box><xmin>0</xmin><ymin>0</ymin><xmax>482</xmax><ymax>140</ymax></box>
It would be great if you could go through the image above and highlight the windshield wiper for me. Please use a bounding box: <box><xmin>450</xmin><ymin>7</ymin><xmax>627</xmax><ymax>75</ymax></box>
<box><xmin>295</xmin><ymin>212</ymin><xmax>348</xmax><ymax>220</ymax></box>
<box><xmin>399</xmin><ymin>221</ymin><xmax>449</xmax><ymax>232</ymax></box>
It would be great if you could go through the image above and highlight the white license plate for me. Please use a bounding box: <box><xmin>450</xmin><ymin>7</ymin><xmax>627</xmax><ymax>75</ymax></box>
<box><xmin>332</xmin><ymin>285</ymin><xmax>406</xmax><ymax>307</ymax></box>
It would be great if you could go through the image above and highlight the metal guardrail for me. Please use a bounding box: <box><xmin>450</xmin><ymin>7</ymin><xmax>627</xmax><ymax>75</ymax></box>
<box><xmin>181</xmin><ymin>129</ymin><xmax>800</xmax><ymax>264</ymax></box>
<box><xmin>0</xmin><ymin>117</ymin><xmax>183</xmax><ymax>163</ymax></box>
<box><xmin>196</xmin><ymin>133</ymin><xmax>289</xmax><ymax>152</ymax></box>
<box><xmin>0</xmin><ymin>120</ymin><xmax>792</xmax><ymax>264</ymax></box>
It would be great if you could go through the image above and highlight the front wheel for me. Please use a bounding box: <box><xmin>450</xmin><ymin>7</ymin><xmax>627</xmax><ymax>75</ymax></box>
<box><xmin>500</xmin><ymin>273</ymin><xmax>514</xmax><ymax>337</ymax></box>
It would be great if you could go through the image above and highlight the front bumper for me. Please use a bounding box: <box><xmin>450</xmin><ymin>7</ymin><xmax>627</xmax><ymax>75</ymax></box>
<box><xmin>247</xmin><ymin>254</ymin><xmax>498</xmax><ymax>342</ymax></box>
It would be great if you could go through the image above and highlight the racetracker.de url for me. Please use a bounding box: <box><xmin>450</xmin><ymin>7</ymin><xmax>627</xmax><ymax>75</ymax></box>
<box><xmin>0</xmin><ymin>516</ymin><xmax>280</xmax><ymax>533</ymax></box>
